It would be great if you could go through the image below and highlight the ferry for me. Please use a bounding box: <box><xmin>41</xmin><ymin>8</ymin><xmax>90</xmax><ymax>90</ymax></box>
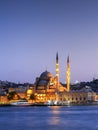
<box><xmin>10</xmin><ymin>100</ymin><xmax>33</xmax><ymax>106</ymax></box>
<box><xmin>44</xmin><ymin>100</ymin><xmax>71</xmax><ymax>106</ymax></box>
<box><xmin>0</xmin><ymin>102</ymin><xmax>11</xmax><ymax>107</ymax></box>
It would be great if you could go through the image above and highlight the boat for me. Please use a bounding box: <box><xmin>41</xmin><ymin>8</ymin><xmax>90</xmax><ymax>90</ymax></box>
<box><xmin>44</xmin><ymin>100</ymin><xmax>71</xmax><ymax>106</ymax></box>
<box><xmin>0</xmin><ymin>103</ymin><xmax>11</xmax><ymax>107</ymax></box>
<box><xmin>44</xmin><ymin>100</ymin><xmax>60</xmax><ymax>106</ymax></box>
<box><xmin>10</xmin><ymin>100</ymin><xmax>33</xmax><ymax>106</ymax></box>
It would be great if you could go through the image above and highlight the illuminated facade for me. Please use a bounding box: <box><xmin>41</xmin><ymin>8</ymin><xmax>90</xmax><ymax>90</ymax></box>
<box><xmin>27</xmin><ymin>87</ymin><xmax>33</xmax><ymax>99</ymax></box>
<box><xmin>0</xmin><ymin>95</ymin><xmax>8</xmax><ymax>103</ymax></box>
<box><xmin>34</xmin><ymin>53</ymin><xmax>65</xmax><ymax>103</ymax></box>
<box><xmin>33</xmin><ymin>53</ymin><xmax>96</xmax><ymax>104</ymax></box>
<box><xmin>59</xmin><ymin>89</ymin><xmax>96</xmax><ymax>104</ymax></box>
<box><xmin>34</xmin><ymin>70</ymin><xmax>64</xmax><ymax>103</ymax></box>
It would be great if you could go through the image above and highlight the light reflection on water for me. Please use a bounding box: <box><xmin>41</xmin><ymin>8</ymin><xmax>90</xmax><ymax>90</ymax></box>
<box><xmin>48</xmin><ymin>106</ymin><xmax>61</xmax><ymax>125</ymax></box>
<box><xmin>0</xmin><ymin>106</ymin><xmax>98</xmax><ymax>130</ymax></box>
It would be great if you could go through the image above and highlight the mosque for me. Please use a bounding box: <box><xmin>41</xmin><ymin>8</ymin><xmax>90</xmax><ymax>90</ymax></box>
<box><xmin>33</xmin><ymin>53</ymin><xmax>95</xmax><ymax>104</ymax></box>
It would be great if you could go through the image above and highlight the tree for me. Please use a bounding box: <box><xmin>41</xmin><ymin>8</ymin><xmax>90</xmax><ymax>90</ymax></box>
<box><xmin>7</xmin><ymin>91</ymin><xmax>16</xmax><ymax>100</ymax></box>
<box><xmin>29</xmin><ymin>94</ymin><xmax>36</xmax><ymax>100</ymax></box>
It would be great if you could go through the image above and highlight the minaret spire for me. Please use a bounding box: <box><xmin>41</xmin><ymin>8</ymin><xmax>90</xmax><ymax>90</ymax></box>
<box><xmin>66</xmin><ymin>55</ymin><xmax>70</xmax><ymax>92</ymax></box>
<box><xmin>56</xmin><ymin>52</ymin><xmax>59</xmax><ymax>91</ymax></box>
<box><xmin>56</xmin><ymin>52</ymin><xmax>58</xmax><ymax>64</ymax></box>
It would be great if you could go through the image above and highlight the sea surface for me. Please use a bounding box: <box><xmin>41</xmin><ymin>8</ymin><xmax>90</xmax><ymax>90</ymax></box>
<box><xmin>0</xmin><ymin>105</ymin><xmax>98</xmax><ymax>130</ymax></box>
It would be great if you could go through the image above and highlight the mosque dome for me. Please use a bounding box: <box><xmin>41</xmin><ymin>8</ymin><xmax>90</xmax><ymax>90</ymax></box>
<box><xmin>40</xmin><ymin>70</ymin><xmax>53</xmax><ymax>80</ymax></box>
<box><xmin>27</xmin><ymin>88</ymin><xmax>33</xmax><ymax>95</ymax></box>
<box><xmin>36</xmin><ymin>71</ymin><xmax>54</xmax><ymax>87</ymax></box>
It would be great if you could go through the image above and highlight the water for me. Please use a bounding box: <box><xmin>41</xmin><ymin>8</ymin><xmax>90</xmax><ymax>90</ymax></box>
<box><xmin>0</xmin><ymin>105</ymin><xmax>98</xmax><ymax>130</ymax></box>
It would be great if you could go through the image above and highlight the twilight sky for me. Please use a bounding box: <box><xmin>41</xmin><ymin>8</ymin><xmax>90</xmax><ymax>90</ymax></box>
<box><xmin>0</xmin><ymin>0</ymin><xmax>98</xmax><ymax>83</ymax></box>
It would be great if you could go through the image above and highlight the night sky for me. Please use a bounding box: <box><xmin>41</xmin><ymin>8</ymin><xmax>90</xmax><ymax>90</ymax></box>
<box><xmin>0</xmin><ymin>0</ymin><xmax>98</xmax><ymax>83</ymax></box>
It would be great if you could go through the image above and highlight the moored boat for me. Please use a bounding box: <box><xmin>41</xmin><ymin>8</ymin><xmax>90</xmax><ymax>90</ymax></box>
<box><xmin>0</xmin><ymin>103</ymin><xmax>11</xmax><ymax>107</ymax></box>
<box><xmin>10</xmin><ymin>100</ymin><xmax>33</xmax><ymax>106</ymax></box>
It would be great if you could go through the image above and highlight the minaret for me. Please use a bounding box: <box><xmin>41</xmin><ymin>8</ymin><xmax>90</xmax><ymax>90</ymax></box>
<box><xmin>56</xmin><ymin>52</ymin><xmax>59</xmax><ymax>91</ymax></box>
<box><xmin>66</xmin><ymin>56</ymin><xmax>70</xmax><ymax>92</ymax></box>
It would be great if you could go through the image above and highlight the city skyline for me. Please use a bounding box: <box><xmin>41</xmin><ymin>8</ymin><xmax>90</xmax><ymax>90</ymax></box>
<box><xmin>0</xmin><ymin>0</ymin><xmax>98</xmax><ymax>83</ymax></box>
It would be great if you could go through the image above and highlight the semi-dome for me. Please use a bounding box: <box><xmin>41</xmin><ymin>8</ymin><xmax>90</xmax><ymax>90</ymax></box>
<box><xmin>40</xmin><ymin>70</ymin><xmax>53</xmax><ymax>80</ymax></box>
<box><xmin>27</xmin><ymin>89</ymin><xmax>33</xmax><ymax>95</ymax></box>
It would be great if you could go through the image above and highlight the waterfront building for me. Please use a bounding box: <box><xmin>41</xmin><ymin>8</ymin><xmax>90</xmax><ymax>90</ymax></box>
<box><xmin>0</xmin><ymin>95</ymin><xmax>8</xmax><ymax>103</ymax></box>
<box><xmin>34</xmin><ymin>53</ymin><xmax>65</xmax><ymax>103</ymax></box>
<box><xmin>33</xmin><ymin>53</ymin><xmax>96</xmax><ymax>104</ymax></box>
<box><xmin>59</xmin><ymin>87</ymin><xmax>96</xmax><ymax>104</ymax></box>
<box><xmin>59</xmin><ymin>56</ymin><xmax>96</xmax><ymax>104</ymax></box>
<box><xmin>34</xmin><ymin>70</ymin><xmax>64</xmax><ymax>103</ymax></box>
<box><xmin>95</xmin><ymin>92</ymin><xmax>98</xmax><ymax>101</ymax></box>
